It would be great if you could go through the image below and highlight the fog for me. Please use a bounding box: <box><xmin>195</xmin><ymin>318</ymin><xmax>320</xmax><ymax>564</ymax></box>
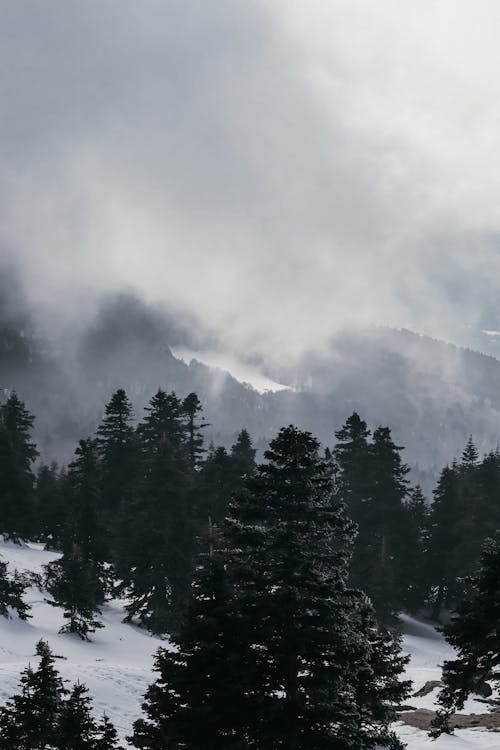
<box><xmin>2</xmin><ymin>2</ymin><xmax>500</xmax><ymax>360</ymax></box>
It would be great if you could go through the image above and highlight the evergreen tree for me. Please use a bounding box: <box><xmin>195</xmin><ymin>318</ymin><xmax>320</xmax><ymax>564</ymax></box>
<box><xmin>122</xmin><ymin>390</ymin><xmax>192</xmax><ymax>633</ymax></box>
<box><xmin>229</xmin><ymin>428</ymin><xmax>256</xmax><ymax>481</ymax></box>
<box><xmin>398</xmin><ymin>485</ymin><xmax>429</xmax><ymax>613</ymax></box>
<box><xmin>56</xmin><ymin>682</ymin><xmax>99</xmax><ymax>750</ymax></box>
<box><xmin>181</xmin><ymin>392</ymin><xmax>208</xmax><ymax>471</ymax></box>
<box><xmin>45</xmin><ymin>545</ymin><xmax>104</xmax><ymax>641</ymax></box>
<box><xmin>425</xmin><ymin>465</ymin><xmax>461</xmax><ymax>619</ymax></box>
<box><xmin>131</xmin><ymin>426</ymin><xmax>410</xmax><ymax>749</ymax></box>
<box><xmin>95</xmin><ymin>715</ymin><xmax>123</xmax><ymax>750</ymax></box>
<box><xmin>0</xmin><ymin>392</ymin><xmax>38</xmax><ymax>539</ymax></box>
<box><xmin>0</xmin><ymin>556</ymin><xmax>31</xmax><ymax>620</ymax></box>
<box><xmin>333</xmin><ymin>412</ymin><xmax>371</xmax><ymax>523</ymax></box>
<box><xmin>35</xmin><ymin>462</ymin><xmax>67</xmax><ymax>549</ymax></box>
<box><xmin>430</xmin><ymin>535</ymin><xmax>500</xmax><ymax>736</ymax></box>
<box><xmin>0</xmin><ymin>640</ymin><xmax>67</xmax><ymax>749</ymax></box>
<box><xmin>96</xmin><ymin>388</ymin><xmax>138</xmax><ymax>517</ymax></box>
<box><xmin>66</xmin><ymin>439</ymin><xmax>107</xmax><ymax>564</ymax></box>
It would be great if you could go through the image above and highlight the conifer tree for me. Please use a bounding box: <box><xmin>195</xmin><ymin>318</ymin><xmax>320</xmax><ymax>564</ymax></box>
<box><xmin>430</xmin><ymin>535</ymin><xmax>500</xmax><ymax>736</ymax></box>
<box><xmin>67</xmin><ymin>439</ymin><xmax>107</xmax><ymax>564</ymax></box>
<box><xmin>96</xmin><ymin>388</ymin><xmax>138</xmax><ymax>516</ymax></box>
<box><xmin>0</xmin><ymin>640</ymin><xmax>67</xmax><ymax>749</ymax></box>
<box><xmin>229</xmin><ymin>428</ymin><xmax>256</xmax><ymax>480</ymax></box>
<box><xmin>398</xmin><ymin>485</ymin><xmax>429</xmax><ymax>613</ymax></box>
<box><xmin>123</xmin><ymin>390</ymin><xmax>192</xmax><ymax>632</ymax></box>
<box><xmin>0</xmin><ymin>392</ymin><xmax>38</xmax><ymax>539</ymax></box>
<box><xmin>95</xmin><ymin>715</ymin><xmax>123</xmax><ymax>750</ymax></box>
<box><xmin>333</xmin><ymin>412</ymin><xmax>371</xmax><ymax>523</ymax></box>
<box><xmin>56</xmin><ymin>682</ymin><xmax>99</xmax><ymax>750</ymax></box>
<box><xmin>131</xmin><ymin>426</ymin><xmax>410</xmax><ymax>750</ymax></box>
<box><xmin>35</xmin><ymin>462</ymin><xmax>67</xmax><ymax>549</ymax></box>
<box><xmin>0</xmin><ymin>556</ymin><xmax>31</xmax><ymax>620</ymax></box>
<box><xmin>45</xmin><ymin>545</ymin><xmax>104</xmax><ymax>641</ymax></box>
<box><xmin>425</xmin><ymin>465</ymin><xmax>461</xmax><ymax>619</ymax></box>
<box><xmin>181</xmin><ymin>392</ymin><xmax>208</xmax><ymax>470</ymax></box>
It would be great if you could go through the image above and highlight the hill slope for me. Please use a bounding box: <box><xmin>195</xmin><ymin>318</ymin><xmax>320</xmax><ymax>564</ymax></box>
<box><xmin>0</xmin><ymin>538</ymin><xmax>498</xmax><ymax>748</ymax></box>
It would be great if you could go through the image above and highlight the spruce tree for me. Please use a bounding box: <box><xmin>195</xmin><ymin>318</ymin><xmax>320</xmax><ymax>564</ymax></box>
<box><xmin>131</xmin><ymin>426</ymin><xmax>410</xmax><ymax>749</ymax></box>
<box><xmin>333</xmin><ymin>412</ymin><xmax>371</xmax><ymax>524</ymax></box>
<box><xmin>425</xmin><ymin>465</ymin><xmax>461</xmax><ymax>619</ymax></box>
<box><xmin>0</xmin><ymin>556</ymin><xmax>31</xmax><ymax>620</ymax></box>
<box><xmin>56</xmin><ymin>682</ymin><xmax>99</xmax><ymax>750</ymax></box>
<box><xmin>96</xmin><ymin>388</ymin><xmax>138</xmax><ymax>517</ymax></box>
<box><xmin>0</xmin><ymin>392</ymin><xmax>38</xmax><ymax>539</ymax></box>
<box><xmin>0</xmin><ymin>640</ymin><xmax>67</xmax><ymax>749</ymax></box>
<box><xmin>122</xmin><ymin>390</ymin><xmax>192</xmax><ymax>632</ymax></box>
<box><xmin>35</xmin><ymin>462</ymin><xmax>67</xmax><ymax>549</ymax></box>
<box><xmin>45</xmin><ymin>545</ymin><xmax>104</xmax><ymax>641</ymax></box>
<box><xmin>181</xmin><ymin>392</ymin><xmax>208</xmax><ymax>470</ymax></box>
<box><xmin>430</xmin><ymin>534</ymin><xmax>500</xmax><ymax>736</ymax></box>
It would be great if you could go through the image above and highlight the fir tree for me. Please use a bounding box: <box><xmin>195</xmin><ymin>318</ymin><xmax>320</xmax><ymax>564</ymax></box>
<box><xmin>122</xmin><ymin>390</ymin><xmax>192</xmax><ymax>633</ymax></box>
<box><xmin>0</xmin><ymin>556</ymin><xmax>31</xmax><ymax>620</ymax></box>
<box><xmin>181</xmin><ymin>392</ymin><xmax>208</xmax><ymax>470</ymax></box>
<box><xmin>0</xmin><ymin>640</ymin><xmax>67</xmax><ymax>749</ymax></box>
<box><xmin>425</xmin><ymin>465</ymin><xmax>461</xmax><ymax>619</ymax></box>
<box><xmin>96</xmin><ymin>388</ymin><xmax>138</xmax><ymax>516</ymax></box>
<box><xmin>430</xmin><ymin>534</ymin><xmax>500</xmax><ymax>736</ymax></box>
<box><xmin>398</xmin><ymin>485</ymin><xmax>429</xmax><ymax>613</ymax></box>
<box><xmin>95</xmin><ymin>715</ymin><xmax>123</xmax><ymax>750</ymax></box>
<box><xmin>131</xmin><ymin>426</ymin><xmax>410</xmax><ymax>749</ymax></box>
<box><xmin>56</xmin><ymin>682</ymin><xmax>99</xmax><ymax>750</ymax></box>
<box><xmin>67</xmin><ymin>439</ymin><xmax>107</xmax><ymax>564</ymax></box>
<box><xmin>45</xmin><ymin>545</ymin><xmax>104</xmax><ymax>641</ymax></box>
<box><xmin>35</xmin><ymin>462</ymin><xmax>67</xmax><ymax>549</ymax></box>
<box><xmin>0</xmin><ymin>392</ymin><xmax>38</xmax><ymax>539</ymax></box>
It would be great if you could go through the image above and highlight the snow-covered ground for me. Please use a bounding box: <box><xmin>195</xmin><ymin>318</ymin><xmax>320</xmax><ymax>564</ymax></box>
<box><xmin>0</xmin><ymin>538</ymin><xmax>497</xmax><ymax>748</ymax></box>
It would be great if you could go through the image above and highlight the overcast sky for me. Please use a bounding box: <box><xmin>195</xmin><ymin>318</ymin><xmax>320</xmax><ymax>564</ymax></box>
<box><xmin>2</xmin><ymin>1</ymin><xmax>500</xmax><ymax>358</ymax></box>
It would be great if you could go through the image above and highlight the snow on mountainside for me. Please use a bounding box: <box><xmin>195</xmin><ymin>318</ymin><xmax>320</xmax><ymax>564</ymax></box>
<box><xmin>0</xmin><ymin>538</ymin><xmax>498</xmax><ymax>748</ymax></box>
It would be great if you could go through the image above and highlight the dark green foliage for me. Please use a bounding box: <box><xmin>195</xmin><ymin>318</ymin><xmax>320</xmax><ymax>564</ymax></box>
<box><xmin>0</xmin><ymin>556</ymin><xmax>31</xmax><ymax>620</ymax></box>
<box><xmin>45</xmin><ymin>545</ymin><xmax>104</xmax><ymax>641</ymax></box>
<box><xmin>131</xmin><ymin>426</ymin><xmax>410</xmax><ymax>750</ymax></box>
<box><xmin>398</xmin><ymin>485</ymin><xmax>429</xmax><ymax>613</ymax></box>
<box><xmin>67</xmin><ymin>439</ymin><xmax>107</xmax><ymax>564</ymax></box>
<box><xmin>96</xmin><ymin>388</ymin><xmax>139</xmax><ymax>516</ymax></box>
<box><xmin>0</xmin><ymin>392</ymin><xmax>38</xmax><ymax>540</ymax></box>
<box><xmin>0</xmin><ymin>640</ymin><xmax>121</xmax><ymax>749</ymax></box>
<box><xmin>334</xmin><ymin>415</ymin><xmax>411</xmax><ymax>622</ymax></box>
<box><xmin>430</xmin><ymin>535</ymin><xmax>500</xmax><ymax>737</ymax></box>
<box><xmin>35</xmin><ymin>462</ymin><xmax>67</xmax><ymax>549</ymax></box>
<box><xmin>0</xmin><ymin>640</ymin><xmax>68</xmax><ymax>749</ymax></box>
<box><xmin>181</xmin><ymin>392</ymin><xmax>208</xmax><ymax>470</ymax></box>
<box><xmin>122</xmin><ymin>390</ymin><xmax>194</xmax><ymax>633</ymax></box>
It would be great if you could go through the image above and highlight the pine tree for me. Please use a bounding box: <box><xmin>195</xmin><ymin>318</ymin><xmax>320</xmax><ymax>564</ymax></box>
<box><xmin>398</xmin><ymin>485</ymin><xmax>429</xmax><ymax>613</ymax></box>
<box><xmin>96</xmin><ymin>388</ymin><xmax>138</xmax><ymax>516</ymax></box>
<box><xmin>122</xmin><ymin>390</ymin><xmax>192</xmax><ymax>633</ymax></box>
<box><xmin>55</xmin><ymin>682</ymin><xmax>99</xmax><ymax>750</ymax></box>
<box><xmin>66</xmin><ymin>439</ymin><xmax>107</xmax><ymax>564</ymax></box>
<box><xmin>229</xmin><ymin>428</ymin><xmax>256</xmax><ymax>480</ymax></box>
<box><xmin>425</xmin><ymin>465</ymin><xmax>461</xmax><ymax>619</ymax></box>
<box><xmin>0</xmin><ymin>556</ymin><xmax>31</xmax><ymax>620</ymax></box>
<box><xmin>35</xmin><ymin>462</ymin><xmax>67</xmax><ymax>549</ymax></box>
<box><xmin>333</xmin><ymin>412</ymin><xmax>371</xmax><ymax>523</ymax></box>
<box><xmin>0</xmin><ymin>640</ymin><xmax>67</xmax><ymax>749</ymax></box>
<box><xmin>45</xmin><ymin>545</ymin><xmax>104</xmax><ymax>641</ymax></box>
<box><xmin>0</xmin><ymin>392</ymin><xmax>38</xmax><ymax>539</ymax></box>
<box><xmin>181</xmin><ymin>392</ymin><xmax>208</xmax><ymax>470</ymax></box>
<box><xmin>430</xmin><ymin>534</ymin><xmax>500</xmax><ymax>736</ymax></box>
<box><xmin>131</xmin><ymin>426</ymin><xmax>410</xmax><ymax>749</ymax></box>
<box><xmin>95</xmin><ymin>715</ymin><xmax>123</xmax><ymax>750</ymax></box>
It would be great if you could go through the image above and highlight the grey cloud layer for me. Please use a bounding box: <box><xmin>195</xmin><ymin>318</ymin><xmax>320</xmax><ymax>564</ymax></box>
<box><xmin>2</xmin><ymin>1</ymin><xmax>500</xmax><ymax>357</ymax></box>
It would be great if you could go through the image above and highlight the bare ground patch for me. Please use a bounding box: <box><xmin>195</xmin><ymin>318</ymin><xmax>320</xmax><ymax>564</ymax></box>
<box><xmin>398</xmin><ymin>708</ymin><xmax>500</xmax><ymax>731</ymax></box>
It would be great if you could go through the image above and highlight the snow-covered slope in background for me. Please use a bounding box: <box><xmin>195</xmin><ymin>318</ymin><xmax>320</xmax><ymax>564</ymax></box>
<box><xmin>0</xmin><ymin>539</ymin><xmax>497</xmax><ymax>748</ymax></box>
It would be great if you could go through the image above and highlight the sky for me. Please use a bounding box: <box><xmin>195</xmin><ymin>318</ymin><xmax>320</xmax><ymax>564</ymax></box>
<box><xmin>2</xmin><ymin>0</ymin><xmax>500</xmax><ymax>359</ymax></box>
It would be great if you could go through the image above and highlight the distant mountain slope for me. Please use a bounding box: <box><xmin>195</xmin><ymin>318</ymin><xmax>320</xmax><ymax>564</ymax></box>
<box><xmin>3</xmin><ymin>291</ymin><xmax>500</xmax><ymax>486</ymax></box>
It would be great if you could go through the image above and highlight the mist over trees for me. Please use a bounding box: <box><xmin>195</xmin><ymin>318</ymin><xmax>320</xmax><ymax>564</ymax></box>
<box><xmin>4</xmin><ymin>277</ymin><xmax>500</xmax><ymax>488</ymax></box>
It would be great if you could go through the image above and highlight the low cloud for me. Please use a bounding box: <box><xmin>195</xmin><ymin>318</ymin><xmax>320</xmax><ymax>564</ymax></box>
<box><xmin>2</xmin><ymin>1</ymin><xmax>500</xmax><ymax>359</ymax></box>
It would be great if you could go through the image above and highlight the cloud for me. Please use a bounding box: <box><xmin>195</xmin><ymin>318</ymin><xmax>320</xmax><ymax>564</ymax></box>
<box><xmin>2</xmin><ymin>1</ymin><xmax>500</xmax><ymax>358</ymax></box>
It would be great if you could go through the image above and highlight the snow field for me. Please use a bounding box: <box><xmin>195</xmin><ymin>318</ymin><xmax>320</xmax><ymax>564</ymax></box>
<box><xmin>0</xmin><ymin>539</ymin><xmax>497</xmax><ymax>748</ymax></box>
